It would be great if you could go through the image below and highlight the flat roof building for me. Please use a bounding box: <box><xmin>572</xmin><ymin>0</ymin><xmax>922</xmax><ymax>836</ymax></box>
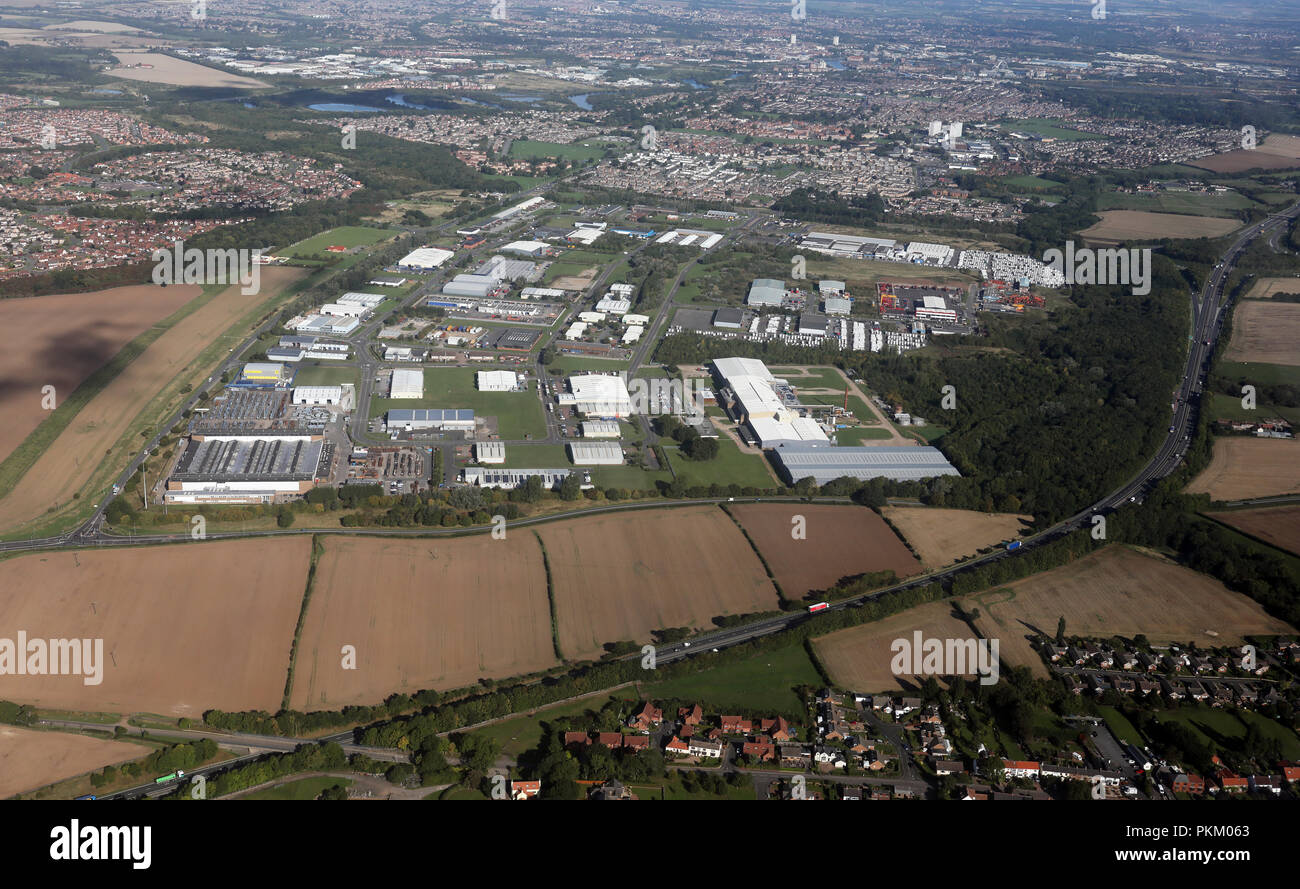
<box><xmin>386</xmin><ymin>409</ymin><xmax>475</xmax><ymax>432</ymax></box>
<box><xmin>714</xmin><ymin>307</ymin><xmax>743</xmax><ymax>329</ymax></box>
<box><xmin>476</xmin><ymin>441</ymin><xmax>506</xmax><ymax>464</ymax></box>
<box><xmin>748</xmin><ymin>278</ymin><xmax>786</xmax><ymax>307</ymax></box>
<box><xmin>569</xmin><ymin>441</ymin><xmax>624</xmax><ymax>465</ymax></box>
<box><xmin>562</xmin><ymin>374</ymin><xmax>633</xmax><ymax>417</ymax></box>
<box><xmin>581</xmin><ymin>420</ymin><xmax>621</xmax><ymax>439</ymax></box>
<box><xmin>237</xmin><ymin>362</ymin><xmax>292</xmax><ymax>388</ymax></box>
<box><xmin>463</xmin><ymin>467</ymin><xmax>574</xmax><ymax>490</ymax></box>
<box><xmin>398</xmin><ymin>247</ymin><xmax>454</xmax><ymax>270</ymax></box>
<box><xmin>292</xmin><ymin>386</ymin><xmax>343</xmax><ymax>406</ymax></box>
<box><xmin>772</xmin><ymin>443</ymin><xmax>961</xmax><ymax>485</ymax></box>
<box><xmin>477</xmin><ymin>370</ymin><xmax>520</xmax><ymax>391</ymax></box>
<box><xmin>823</xmin><ymin>297</ymin><xmax>852</xmax><ymax>315</ymax></box>
<box><xmin>390</xmin><ymin>369</ymin><xmax>424</xmax><ymax>399</ymax></box>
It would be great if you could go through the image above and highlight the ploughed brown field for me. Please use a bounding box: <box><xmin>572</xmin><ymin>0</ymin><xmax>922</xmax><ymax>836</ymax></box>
<box><xmin>109</xmin><ymin>52</ymin><xmax>267</xmax><ymax>88</ymax></box>
<box><xmin>812</xmin><ymin>600</ymin><xmax>985</xmax><ymax>692</ymax></box>
<box><xmin>1208</xmin><ymin>505</ymin><xmax>1300</xmax><ymax>557</ymax></box>
<box><xmin>881</xmin><ymin>507</ymin><xmax>1030</xmax><ymax>570</ymax></box>
<box><xmin>538</xmin><ymin>506</ymin><xmax>780</xmax><ymax>660</ymax></box>
<box><xmin>1190</xmin><ymin>135</ymin><xmax>1300</xmax><ymax>174</ymax></box>
<box><xmin>0</xmin><ymin>267</ymin><xmax>303</xmax><ymax>535</ymax></box>
<box><xmin>1223</xmin><ymin>300</ymin><xmax>1300</xmax><ymax>366</ymax></box>
<box><xmin>291</xmin><ymin>535</ymin><xmax>558</xmax><ymax>709</ymax></box>
<box><xmin>1079</xmin><ymin>210</ymin><xmax>1240</xmax><ymax>243</ymax></box>
<box><xmin>0</xmin><ymin>539</ymin><xmax>311</xmax><ymax>716</ymax></box>
<box><xmin>1186</xmin><ymin>437</ymin><xmax>1300</xmax><ymax>500</ymax></box>
<box><xmin>729</xmin><ymin>503</ymin><xmax>921</xmax><ymax>598</ymax></box>
<box><xmin>0</xmin><ymin>283</ymin><xmax>200</xmax><ymax>464</ymax></box>
<box><xmin>961</xmin><ymin>546</ymin><xmax>1295</xmax><ymax>677</ymax></box>
<box><xmin>0</xmin><ymin>725</ymin><xmax>141</xmax><ymax>798</ymax></box>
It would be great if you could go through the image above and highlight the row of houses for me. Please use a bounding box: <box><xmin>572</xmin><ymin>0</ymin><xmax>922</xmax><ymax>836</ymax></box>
<box><xmin>1043</xmin><ymin>639</ymin><xmax>1275</xmax><ymax>676</ymax></box>
<box><xmin>1063</xmin><ymin>670</ymin><xmax>1281</xmax><ymax>708</ymax></box>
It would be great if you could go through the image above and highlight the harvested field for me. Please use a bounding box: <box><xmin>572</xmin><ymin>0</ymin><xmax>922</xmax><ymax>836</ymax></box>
<box><xmin>109</xmin><ymin>52</ymin><xmax>267</xmax><ymax>88</ymax></box>
<box><xmin>962</xmin><ymin>546</ymin><xmax>1295</xmax><ymax>677</ymax></box>
<box><xmin>1186</xmin><ymin>437</ymin><xmax>1300</xmax><ymax>500</ymax></box>
<box><xmin>1208</xmin><ymin>505</ymin><xmax>1300</xmax><ymax>557</ymax></box>
<box><xmin>0</xmin><ymin>284</ymin><xmax>200</xmax><ymax>464</ymax></box>
<box><xmin>1190</xmin><ymin>135</ymin><xmax>1300</xmax><ymax>174</ymax></box>
<box><xmin>0</xmin><ymin>267</ymin><xmax>304</xmax><ymax>534</ymax></box>
<box><xmin>1243</xmin><ymin>277</ymin><xmax>1300</xmax><ymax>300</ymax></box>
<box><xmin>729</xmin><ymin>503</ymin><xmax>921</xmax><ymax>598</ymax></box>
<box><xmin>539</xmin><ymin>506</ymin><xmax>779</xmax><ymax>660</ymax></box>
<box><xmin>812</xmin><ymin>600</ymin><xmax>982</xmax><ymax>692</ymax></box>
<box><xmin>1223</xmin><ymin>300</ymin><xmax>1300</xmax><ymax>366</ymax></box>
<box><xmin>0</xmin><ymin>538</ymin><xmax>311</xmax><ymax>716</ymax></box>
<box><xmin>0</xmin><ymin>726</ymin><xmax>141</xmax><ymax>798</ymax></box>
<box><xmin>1079</xmin><ymin>210</ymin><xmax>1240</xmax><ymax>243</ymax></box>
<box><xmin>881</xmin><ymin>507</ymin><xmax>1031</xmax><ymax>570</ymax></box>
<box><xmin>291</xmin><ymin>535</ymin><xmax>557</xmax><ymax>709</ymax></box>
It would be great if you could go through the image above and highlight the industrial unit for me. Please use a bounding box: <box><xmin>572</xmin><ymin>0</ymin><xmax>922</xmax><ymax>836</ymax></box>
<box><xmin>389</xmin><ymin>369</ymin><xmax>424</xmax><ymax>399</ymax></box>
<box><xmin>166</xmin><ymin>436</ymin><xmax>323</xmax><ymax>503</ymax></box>
<box><xmin>235</xmin><ymin>362</ymin><xmax>293</xmax><ymax>389</ymax></box>
<box><xmin>291</xmin><ymin>386</ymin><xmax>344</xmax><ymax>406</ymax></box>
<box><xmin>560</xmin><ymin>374</ymin><xmax>633</xmax><ymax>417</ymax></box>
<box><xmin>568</xmin><ymin>441</ymin><xmax>623</xmax><ymax>465</ymax></box>
<box><xmin>397</xmin><ymin>246</ymin><xmax>454</xmax><ymax>270</ymax></box>
<box><xmin>711</xmin><ymin>356</ymin><xmax>830</xmax><ymax>448</ymax></box>
<box><xmin>476</xmin><ymin>442</ymin><xmax>506</xmax><ymax>464</ymax></box>
<box><xmin>385</xmin><ymin>409</ymin><xmax>475</xmax><ymax>432</ymax></box>
<box><xmin>771</xmin><ymin>443</ymin><xmax>960</xmax><ymax>485</ymax></box>
<box><xmin>476</xmin><ymin>370</ymin><xmax>521</xmax><ymax>391</ymax></box>
<box><xmin>581</xmin><ymin>420</ymin><xmax>621</xmax><ymax>439</ymax></box>
<box><xmin>462</xmin><ymin>467</ymin><xmax>575</xmax><ymax>490</ymax></box>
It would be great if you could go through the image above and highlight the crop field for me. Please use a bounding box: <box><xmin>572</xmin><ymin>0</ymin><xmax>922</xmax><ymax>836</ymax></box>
<box><xmin>728</xmin><ymin>503</ymin><xmax>921</xmax><ymax>598</ymax></box>
<box><xmin>1186</xmin><ymin>437</ymin><xmax>1300</xmax><ymax>500</ymax></box>
<box><xmin>291</xmin><ymin>535</ymin><xmax>557</xmax><ymax>709</ymax></box>
<box><xmin>1208</xmin><ymin>505</ymin><xmax>1300</xmax><ymax>556</ymax></box>
<box><xmin>1243</xmin><ymin>277</ymin><xmax>1300</xmax><ymax>299</ymax></box>
<box><xmin>1189</xmin><ymin>135</ymin><xmax>1300</xmax><ymax>174</ymax></box>
<box><xmin>881</xmin><ymin>507</ymin><xmax>1031</xmax><ymax>569</ymax></box>
<box><xmin>812</xmin><ymin>600</ymin><xmax>983</xmax><ymax>692</ymax></box>
<box><xmin>368</xmin><ymin>366</ymin><xmax>546</xmax><ymax>439</ymax></box>
<box><xmin>0</xmin><ymin>283</ymin><xmax>200</xmax><ymax>464</ymax></box>
<box><xmin>1223</xmin><ymin>300</ymin><xmax>1300</xmax><ymax>366</ymax></box>
<box><xmin>0</xmin><ymin>538</ymin><xmax>311</xmax><ymax>716</ymax></box>
<box><xmin>108</xmin><ymin>52</ymin><xmax>268</xmax><ymax>88</ymax></box>
<box><xmin>962</xmin><ymin>546</ymin><xmax>1295</xmax><ymax>677</ymax></box>
<box><xmin>1078</xmin><ymin>210</ymin><xmax>1240</xmax><ymax>243</ymax></box>
<box><xmin>0</xmin><ymin>267</ymin><xmax>305</xmax><ymax>535</ymax></box>
<box><xmin>538</xmin><ymin>506</ymin><xmax>780</xmax><ymax>660</ymax></box>
<box><xmin>0</xmin><ymin>726</ymin><xmax>142</xmax><ymax>798</ymax></box>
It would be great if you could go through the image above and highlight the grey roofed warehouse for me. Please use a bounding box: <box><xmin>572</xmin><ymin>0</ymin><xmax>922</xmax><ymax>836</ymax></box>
<box><xmin>772</xmin><ymin>443</ymin><xmax>960</xmax><ymax>485</ymax></box>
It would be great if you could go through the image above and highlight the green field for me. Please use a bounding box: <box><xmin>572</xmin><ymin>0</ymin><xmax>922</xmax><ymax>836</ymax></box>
<box><xmin>590</xmin><ymin>465</ymin><xmax>673</xmax><ymax>490</ymax></box>
<box><xmin>1207</xmin><ymin>392</ymin><xmax>1300</xmax><ymax>425</ymax></box>
<box><xmin>997</xmin><ymin>174</ymin><xmax>1066</xmax><ymax>191</ymax></box>
<box><xmin>644</xmin><ymin>642</ymin><xmax>822</xmax><ymax>713</ymax></box>
<box><xmin>370</xmin><ymin>367</ymin><xmax>546</xmax><ymax>439</ymax></box>
<box><xmin>663</xmin><ymin>437</ymin><xmax>776</xmax><ymax>489</ymax></box>
<box><xmin>546</xmin><ymin>355</ymin><xmax>631</xmax><ymax>374</ymax></box>
<box><xmin>509</xmin><ymin>140</ymin><xmax>607</xmax><ymax>161</ymax></box>
<box><xmin>495</xmin><ymin>443</ymin><xmax>571</xmax><ymax>467</ymax></box>
<box><xmin>471</xmin><ymin>689</ymin><xmax>642</xmax><ymax>760</ymax></box>
<box><xmin>292</xmin><ymin>365</ymin><xmax>359</xmax><ymax>387</ymax></box>
<box><xmin>1097</xmin><ymin>190</ymin><xmax>1257</xmax><ymax>218</ymax></box>
<box><xmin>1218</xmin><ymin>361</ymin><xmax>1300</xmax><ymax>388</ymax></box>
<box><xmin>1001</xmin><ymin>118</ymin><xmax>1106</xmax><ymax>141</ymax></box>
<box><xmin>768</xmin><ymin>366</ymin><xmax>849</xmax><ymax>389</ymax></box>
<box><xmin>282</xmin><ymin>226</ymin><xmax>395</xmax><ymax>257</ymax></box>
<box><xmin>1154</xmin><ymin>706</ymin><xmax>1300</xmax><ymax>760</ymax></box>
<box><xmin>241</xmin><ymin>776</ymin><xmax>353</xmax><ymax>800</ymax></box>
<box><xmin>833</xmin><ymin>426</ymin><xmax>893</xmax><ymax>444</ymax></box>
<box><xmin>1097</xmin><ymin>706</ymin><xmax>1143</xmax><ymax>745</ymax></box>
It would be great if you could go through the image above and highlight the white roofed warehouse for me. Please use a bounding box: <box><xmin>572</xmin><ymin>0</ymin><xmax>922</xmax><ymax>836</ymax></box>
<box><xmin>560</xmin><ymin>374</ymin><xmax>633</xmax><ymax>418</ymax></box>
<box><xmin>476</xmin><ymin>442</ymin><xmax>506</xmax><ymax>464</ymax></box>
<box><xmin>581</xmin><ymin>420</ymin><xmax>621</xmax><ymax>438</ymax></box>
<box><xmin>389</xmin><ymin>369</ymin><xmax>424</xmax><ymax>399</ymax></box>
<box><xmin>398</xmin><ymin>246</ymin><xmax>454</xmax><ymax>270</ymax></box>
<box><xmin>568</xmin><ymin>441</ymin><xmax>623</xmax><ymax>465</ymax></box>
<box><xmin>476</xmin><ymin>370</ymin><xmax>521</xmax><ymax>391</ymax></box>
<box><xmin>772</xmin><ymin>443</ymin><xmax>960</xmax><ymax>485</ymax></box>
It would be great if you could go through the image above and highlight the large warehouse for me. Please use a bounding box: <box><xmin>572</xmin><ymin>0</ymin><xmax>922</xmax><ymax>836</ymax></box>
<box><xmin>560</xmin><ymin>374</ymin><xmax>633</xmax><ymax>417</ymax></box>
<box><xmin>581</xmin><ymin>420</ymin><xmax>621</xmax><ymax>439</ymax></box>
<box><xmin>462</xmin><ymin>467</ymin><xmax>574</xmax><ymax>490</ymax></box>
<box><xmin>476</xmin><ymin>442</ymin><xmax>506</xmax><ymax>464</ymax></box>
<box><xmin>385</xmin><ymin>409</ymin><xmax>475</xmax><ymax>432</ymax></box>
<box><xmin>390</xmin><ymin>369</ymin><xmax>424</xmax><ymax>399</ymax></box>
<box><xmin>166</xmin><ymin>436</ymin><xmax>322</xmax><ymax>503</ymax></box>
<box><xmin>771</xmin><ymin>443</ymin><xmax>960</xmax><ymax>485</ymax></box>
<box><xmin>398</xmin><ymin>246</ymin><xmax>454</xmax><ymax>270</ymax></box>
<box><xmin>747</xmin><ymin>278</ymin><xmax>786</xmax><ymax>307</ymax></box>
<box><xmin>712</xmin><ymin>356</ymin><xmax>830</xmax><ymax>447</ymax></box>
<box><xmin>476</xmin><ymin>370</ymin><xmax>521</xmax><ymax>392</ymax></box>
<box><xmin>568</xmin><ymin>441</ymin><xmax>623</xmax><ymax>465</ymax></box>
<box><xmin>236</xmin><ymin>362</ymin><xmax>292</xmax><ymax>389</ymax></box>
<box><xmin>292</xmin><ymin>386</ymin><xmax>343</xmax><ymax>406</ymax></box>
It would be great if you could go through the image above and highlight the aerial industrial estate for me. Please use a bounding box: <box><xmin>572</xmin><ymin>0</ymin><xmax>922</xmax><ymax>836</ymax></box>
<box><xmin>0</xmin><ymin>0</ymin><xmax>1298</xmax><ymax>851</ymax></box>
